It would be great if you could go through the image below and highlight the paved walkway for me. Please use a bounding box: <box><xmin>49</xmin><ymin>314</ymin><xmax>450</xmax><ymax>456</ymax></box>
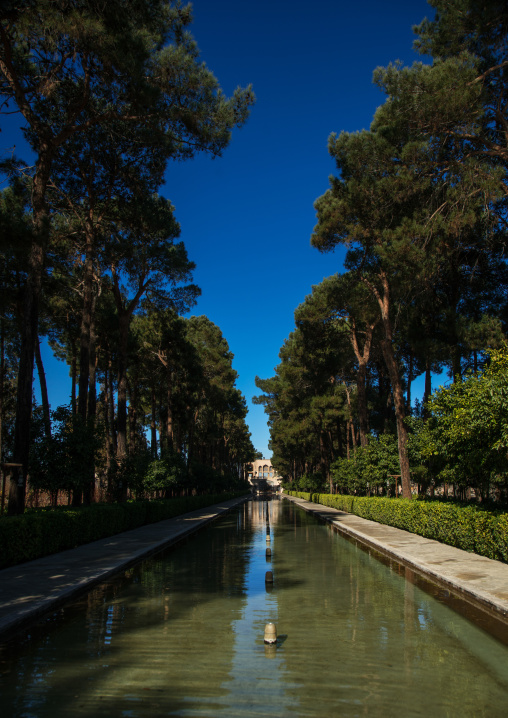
<box><xmin>284</xmin><ymin>494</ymin><xmax>508</xmax><ymax>622</ymax></box>
<box><xmin>0</xmin><ymin>496</ymin><xmax>247</xmax><ymax>639</ymax></box>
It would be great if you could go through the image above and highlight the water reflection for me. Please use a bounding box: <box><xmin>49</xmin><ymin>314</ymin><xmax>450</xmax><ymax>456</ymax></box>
<box><xmin>1</xmin><ymin>499</ymin><xmax>507</xmax><ymax>717</ymax></box>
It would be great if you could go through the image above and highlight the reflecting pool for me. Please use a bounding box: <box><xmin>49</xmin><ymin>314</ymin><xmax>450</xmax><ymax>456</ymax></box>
<box><xmin>1</xmin><ymin>498</ymin><xmax>508</xmax><ymax>717</ymax></box>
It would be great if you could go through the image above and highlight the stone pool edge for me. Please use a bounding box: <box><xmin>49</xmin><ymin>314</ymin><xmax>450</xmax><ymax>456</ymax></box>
<box><xmin>0</xmin><ymin>495</ymin><xmax>249</xmax><ymax>640</ymax></box>
<box><xmin>283</xmin><ymin>494</ymin><xmax>508</xmax><ymax>623</ymax></box>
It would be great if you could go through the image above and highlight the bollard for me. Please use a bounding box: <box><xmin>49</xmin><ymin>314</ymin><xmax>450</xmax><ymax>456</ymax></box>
<box><xmin>266</xmin><ymin>547</ymin><xmax>272</xmax><ymax>558</ymax></box>
<box><xmin>265</xmin><ymin>570</ymin><xmax>273</xmax><ymax>584</ymax></box>
<box><xmin>263</xmin><ymin>622</ymin><xmax>277</xmax><ymax>644</ymax></box>
<box><xmin>266</xmin><ymin>534</ymin><xmax>271</xmax><ymax>543</ymax></box>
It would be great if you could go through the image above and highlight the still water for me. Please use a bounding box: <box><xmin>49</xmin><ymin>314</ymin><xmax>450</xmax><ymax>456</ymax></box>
<box><xmin>1</xmin><ymin>498</ymin><xmax>508</xmax><ymax>717</ymax></box>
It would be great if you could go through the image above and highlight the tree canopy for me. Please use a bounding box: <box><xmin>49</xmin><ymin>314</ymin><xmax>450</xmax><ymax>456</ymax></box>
<box><xmin>0</xmin><ymin>0</ymin><xmax>256</xmax><ymax>511</ymax></box>
<box><xmin>255</xmin><ymin>0</ymin><xmax>508</xmax><ymax>502</ymax></box>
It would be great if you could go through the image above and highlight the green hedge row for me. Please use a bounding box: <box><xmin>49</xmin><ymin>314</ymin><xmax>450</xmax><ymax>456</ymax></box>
<box><xmin>0</xmin><ymin>492</ymin><xmax>248</xmax><ymax>569</ymax></box>
<box><xmin>286</xmin><ymin>491</ymin><xmax>508</xmax><ymax>563</ymax></box>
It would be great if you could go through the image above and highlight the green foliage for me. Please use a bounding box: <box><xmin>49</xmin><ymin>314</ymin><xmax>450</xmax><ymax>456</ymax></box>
<box><xmin>0</xmin><ymin>492</ymin><xmax>248</xmax><ymax>569</ymax></box>
<box><xmin>408</xmin><ymin>347</ymin><xmax>508</xmax><ymax>497</ymax></box>
<box><xmin>108</xmin><ymin>448</ymin><xmax>191</xmax><ymax>498</ymax></box>
<box><xmin>254</xmin><ymin>318</ymin><xmax>354</xmax><ymax>486</ymax></box>
<box><xmin>286</xmin><ymin>492</ymin><xmax>508</xmax><ymax>563</ymax></box>
<box><xmin>108</xmin><ymin>450</ymin><xmax>150</xmax><ymax>498</ymax></box>
<box><xmin>143</xmin><ymin>450</ymin><xmax>187</xmax><ymax>494</ymax></box>
<box><xmin>330</xmin><ymin>434</ymin><xmax>400</xmax><ymax>495</ymax></box>
<box><xmin>28</xmin><ymin>404</ymin><xmax>99</xmax><ymax>496</ymax></box>
<box><xmin>300</xmin><ymin>0</ymin><xmax>508</xmax><ymax>501</ymax></box>
<box><xmin>292</xmin><ymin>472</ymin><xmax>327</xmax><ymax>493</ymax></box>
<box><xmin>0</xmin><ymin>0</ymin><xmax>255</xmax><ymax>511</ymax></box>
<box><xmin>184</xmin><ymin>316</ymin><xmax>257</xmax><ymax>473</ymax></box>
<box><xmin>283</xmin><ymin>347</ymin><xmax>508</xmax><ymax>502</ymax></box>
<box><xmin>188</xmin><ymin>460</ymin><xmax>250</xmax><ymax>494</ymax></box>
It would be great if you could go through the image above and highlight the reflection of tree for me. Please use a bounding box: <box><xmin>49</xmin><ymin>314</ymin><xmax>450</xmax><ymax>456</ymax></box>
<box><xmin>2</xmin><ymin>501</ymin><xmax>508</xmax><ymax>716</ymax></box>
<box><xmin>0</xmin><ymin>506</ymin><xmax>255</xmax><ymax>715</ymax></box>
<box><xmin>273</xmin><ymin>501</ymin><xmax>508</xmax><ymax>716</ymax></box>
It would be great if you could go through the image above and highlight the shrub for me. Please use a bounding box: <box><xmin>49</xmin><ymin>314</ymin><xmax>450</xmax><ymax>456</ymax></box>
<box><xmin>29</xmin><ymin>405</ymin><xmax>99</xmax><ymax>497</ymax></box>
<box><xmin>330</xmin><ymin>434</ymin><xmax>400</xmax><ymax>496</ymax></box>
<box><xmin>142</xmin><ymin>450</ymin><xmax>187</xmax><ymax>495</ymax></box>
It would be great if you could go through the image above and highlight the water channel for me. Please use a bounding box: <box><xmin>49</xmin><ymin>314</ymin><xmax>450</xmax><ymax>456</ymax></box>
<box><xmin>1</xmin><ymin>498</ymin><xmax>508</xmax><ymax>716</ymax></box>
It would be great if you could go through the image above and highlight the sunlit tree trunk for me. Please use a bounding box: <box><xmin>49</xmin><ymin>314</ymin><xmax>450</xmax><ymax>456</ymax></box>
<box><xmin>362</xmin><ymin>272</ymin><xmax>412</xmax><ymax>499</ymax></box>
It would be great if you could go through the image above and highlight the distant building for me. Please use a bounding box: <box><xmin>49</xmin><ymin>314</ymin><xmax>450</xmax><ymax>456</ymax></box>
<box><xmin>244</xmin><ymin>459</ymin><xmax>282</xmax><ymax>489</ymax></box>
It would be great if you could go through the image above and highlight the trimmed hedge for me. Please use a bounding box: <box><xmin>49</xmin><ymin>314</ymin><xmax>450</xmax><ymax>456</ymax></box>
<box><xmin>286</xmin><ymin>491</ymin><xmax>508</xmax><ymax>563</ymax></box>
<box><xmin>0</xmin><ymin>492</ymin><xmax>248</xmax><ymax>569</ymax></box>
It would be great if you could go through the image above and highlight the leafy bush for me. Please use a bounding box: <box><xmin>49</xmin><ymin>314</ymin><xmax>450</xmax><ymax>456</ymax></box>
<box><xmin>331</xmin><ymin>434</ymin><xmax>400</xmax><ymax>495</ymax></box>
<box><xmin>29</xmin><ymin>405</ymin><xmax>99</xmax><ymax>497</ymax></box>
<box><xmin>143</xmin><ymin>450</ymin><xmax>187</xmax><ymax>494</ymax></box>
<box><xmin>408</xmin><ymin>347</ymin><xmax>508</xmax><ymax>499</ymax></box>
<box><xmin>292</xmin><ymin>472</ymin><xmax>327</xmax><ymax>493</ymax></box>
<box><xmin>188</xmin><ymin>461</ymin><xmax>249</xmax><ymax>493</ymax></box>
<box><xmin>122</xmin><ymin>449</ymin><xmax>188</xmax><ymax>498</ymax></box>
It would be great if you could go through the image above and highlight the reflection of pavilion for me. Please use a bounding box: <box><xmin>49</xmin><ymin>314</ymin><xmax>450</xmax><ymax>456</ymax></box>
<box><xmin>244</xmin><ymin>459</ymin><xmax>282</xmax><ymax>492</ymax></box>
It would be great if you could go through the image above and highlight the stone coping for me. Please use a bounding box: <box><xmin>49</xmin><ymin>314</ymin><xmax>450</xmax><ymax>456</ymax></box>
<box><xmin>284</xmin><ymin>494</ymin><xmax>508</xmax><ymax>623</ymax></box>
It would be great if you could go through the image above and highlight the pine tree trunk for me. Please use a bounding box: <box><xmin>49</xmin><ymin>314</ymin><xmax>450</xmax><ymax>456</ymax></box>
<box><xmin>11</xmin><ymin>258</ymin><xmax>40</xmax><ymax>514</ymax></box>
<box><xmin>108</xmin><ymin>359</ymin><xmax>117</xmax><ymax>456</ymax></box>
<box><xmin>102</xmin><ymin>371</ymin><xmax>112</xmax><ymax>472</ymax></box>
<box><xmin>35</xmin><ymin>336</ymin><xmax>51</xmax><ymax>438</ymax></box>
<box><xmin>350</xmin><ymin>422</ymin><xmax>357</xmax><ymax>451</ymax></box>
<box><xmin>187</xmin><ymin>409</ymin><xmax>198</xmax><ymax>471</ymax></box>
<box><xmin>381</xmin><ymin>338</ymin><xmax>411</xmax><ymax>499</ymax></box>
<box><xmin>116</xmin><ymin>312</ymin><xmax>129</xmax><ymax>461</ymax></box>
<box><xmin>362</xmin><ymin>272</ymin><xmax>412</xmax><ymax>499</ymax></box>
<box><xmin>423</xmin><ymin>358</ymin><xmax>432</xmax><ymax>420</ymax></box>
<box><xmin>83</xmin><ymin>314</ymin><xmax>97</xmax><ymax>506</ymax></box>
<box><xmin>356</xmin><ymin>361</ymin><xmax>369</xmax><ymax>447</ymax></box>
<box><xmin>128</xmin><ymin>376</ymin><xmax>138</xmax><ymax>455</ymax></box>
<box><xmin>337</xmin><ymin>420</ymin><xmax>343</xmax><ymax>458</ymax></box>
<box><xmin>87</xmin><ymin>307</ymin><xmax>97</xmax><ymax>419</ymax></box>
<box><xmin>159</xmin><ymin>410</ymin><xmax>166</xmax><ymax>454</ymax></box>
<box><xmin>11</xmin><ymin>153</ymin><xmax>51</xmax><ymax>515</ymax></box>
<box><xmin>151</xmin><ymin>385</ymin><xmax>157</xmax><ymax>457</ymax></box>
<box><xmin>406</xmin><ymin>349</ymin><xmax>413</xmax><ymax>414</ymax></box>
<box><xmin>71</xmin><ymin>349</ymin><xmax>77</xmax><ymax>416</ymax></box>
<box><xmin>349</xmin><ymin>319</ymin><xmax>376</xmax><ymax>448</ymax></box>
<box><xmin>78</xmin><ymin>223</ymin><xmax>94</xmax><ymax>420</ymax></box>
<box><xmin>166</xmin><ymin>369</ymin><xmax>173</xmax><ymax>451</ymax></box>
<box><xmin>0</xmin><ymin>319</ymin><xmax>4</xmax><ymax>511</ymax></box>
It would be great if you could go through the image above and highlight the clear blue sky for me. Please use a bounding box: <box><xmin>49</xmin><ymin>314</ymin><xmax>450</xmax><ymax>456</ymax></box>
<box><xmin>3</xmin><ymin>0</ymin><xmax>434</xmax><ymax>459</ymax></box>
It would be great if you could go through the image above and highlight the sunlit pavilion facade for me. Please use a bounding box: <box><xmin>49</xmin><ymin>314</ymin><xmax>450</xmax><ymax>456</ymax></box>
<box><xmin>244</xmin><ymin>459</ymin><xmax>282</xmax><ymax>489</ymax></box>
